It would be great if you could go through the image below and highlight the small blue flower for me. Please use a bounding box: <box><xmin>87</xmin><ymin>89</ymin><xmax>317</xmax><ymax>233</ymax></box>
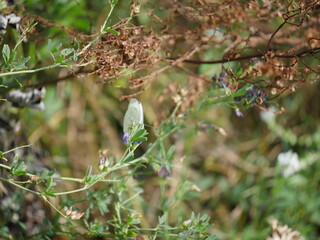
<box><xmin>122</xmin><ymin>132</ymin><xmax>130</xmax><ymax>145</ymax></box>
<box><xmin>158</xmin><ymin>165</ymin><xmax>171</xmax><ymax>179</ymax></box>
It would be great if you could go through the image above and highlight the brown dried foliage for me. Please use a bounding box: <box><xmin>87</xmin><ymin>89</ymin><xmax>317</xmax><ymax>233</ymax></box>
<box><xmin>22</xmin><ymin>0</ymin><xmax>320</xmax><ymax>106</ymax></box>
<box><xmin>156</xmin><ymin>0</ymin><xmax>320</xmax><ymax>107</ymax></box>
<box><xmin>86</xmin><ymin>26</ymin><xmax>161</xmax><ymax>82</ymax></box>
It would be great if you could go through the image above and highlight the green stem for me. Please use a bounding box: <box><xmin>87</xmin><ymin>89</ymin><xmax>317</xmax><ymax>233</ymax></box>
<box><xmin>142</xmin><ymin>227</ymin><xmax>179</xmax><ymax>231</ymax></box>
<box><xmin>0</xmin><ymin>163</ymin><xmax>10</xmax><ymax>170</ymax></box>
<box><xmin>0</xmin><ymin>64</ymin><xmax>64</xmax><ymax>78</ymax></box>
<box><xmin>3</xmin><ymin>144</ymin><xmax>31</xmax><ymax>155</ymax></box>
<box><xmin>54</xmin><ymin>168</ymin><xmax>111</xmax><ymax>195</ymax></box>
<box><xmin>0</xmin><ymin>176</ymin><xmax>40</xmax><ymax>195</ymax></box>
<box><xmin>115</xmin><ymin>202</ymin><xmax>122</xmax><ymax>224</ymax></box>
<box><xmin>101</xmin><ymin>4</ymin><xmax>115</xmax><ymax>32</ymax></box>
<box><xmin>53</xmin><ymin>176</ymin><xmax>84</xmax><ymax>183</ymax></box>
<box><xmin>0</xmin><ymin>162</ymin><xmax>66</xmax><ymax>181</ymax></box>
<box><xmin>13</xmin><ymin>22</ymin><xmax>38</xmax><ymax>53</ymax></box>
<box><xmin>113</xmin><ymin>16</ymin><xmax>132</xmax><ymax>30</ymax></box>
<box><xmin>78</xmin><ymin>3</ymin><xmax>116</xmax><ymax>56</ymax></box>
<box><xmin>41</xmin><ymin>195</ymin><xmax>67</xmax><ymax>218</ymax></box>
<box><xmin>54</xmin><ymin>186</ymin><xmax>91</xmax><ymax>196</ymax></box>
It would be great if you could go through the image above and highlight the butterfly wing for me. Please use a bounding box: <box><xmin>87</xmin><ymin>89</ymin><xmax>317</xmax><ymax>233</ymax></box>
<box><xmin>123</xmin><ymin>98</ymin><xmax>143</xmax><ymax>133</ymax></box>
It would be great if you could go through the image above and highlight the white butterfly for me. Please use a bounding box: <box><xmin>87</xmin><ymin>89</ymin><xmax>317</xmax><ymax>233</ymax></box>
<box><xmin>123</xmin><ymin>98</ymin><xmax>144</xmax><ymax>134</ymax></box>
<box><xmin>6</xmin><ymin>87</ymin><xmax>46</xmax><ymax>111</ymax></box>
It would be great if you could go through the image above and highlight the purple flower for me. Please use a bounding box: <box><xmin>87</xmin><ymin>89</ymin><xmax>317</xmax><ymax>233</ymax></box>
<box><xmin>98</xmin><ymin>156</ymin><xmax>110</xmax><ymax>171</ymax></box>
<box><xmin>199</xmin><ymin>123</ymin><xmax>208</xmax><ymax>131</ymax></box>
<box><xmin>235</xmin><ymin>109</ymin><xmax>243</xmax><ymax>117</ymax></box>
<box><xmin>158</xmin><ymin>165</ymin><xmax>171</xmax><ymax>179</ymax></box>
<box><xmin>211</xmin><ymin>75</ymin><xmax>217</xmax><ymax>81</ymax></box>
<box><xmin>122</xmin><ymin>132</ymin><xmax>130</xmax><ymax>145</ymax></box>
<box><xmin>212</xmin><ymin>72</ymin><xmax>228</xmax><ymax>89</ymax></box>
<box><xmin>220</xmin><ymin>72</ymin><xmax>227</xmax><ymax>78</ymax></box>
<box><xmin>245</xmin><ymin>89</ymin><xmax>254</xmax><ymax>98</ymax></box>
<box><xmin>249</xmin><ymin>57</ymin><xmax>261</xmax><ymax>66</ymax></box>
<box><xmin>198</xmin><ymin>123</ymin><xmax>216</xmax><ymax>131</ymax></box>
<box><xmin>244</xmin><ymin>86</ymin><xmax>266</xmax><ymax>105</ymax></box>
<box><xmin>257</xmin><ymin>89</ymin><xmax>264</xmax><ymax>98</ymax></box>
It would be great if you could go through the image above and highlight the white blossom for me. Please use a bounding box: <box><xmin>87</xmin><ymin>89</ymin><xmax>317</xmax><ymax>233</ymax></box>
<box><xmin>277</xmin><ymin>150</ymin><xmax>301</xmax><ymax>177</ymax></box>
<box><xmin>260</xmin><ymin>106</ymin><xmax>277</xmax><ymax>122</ymax></box>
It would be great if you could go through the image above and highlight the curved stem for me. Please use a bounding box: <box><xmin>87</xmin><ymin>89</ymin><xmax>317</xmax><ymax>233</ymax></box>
<box><xmin>0</xmin><ymin>176</ymin><xmax>40</xmax><ymax>195</ymax></box>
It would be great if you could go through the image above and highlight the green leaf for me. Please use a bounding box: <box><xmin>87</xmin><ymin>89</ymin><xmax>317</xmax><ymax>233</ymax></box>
<box><xmin>127</xmin><ymin>230</ymin><xmax>137</xmax><ymax>237</ymax></box>
<box><xmin>158</xmin><ymin>214</ymin><xmax>167</xmax><ymax>224</ymax></box>
<box><xmin>73</xmin><ymin>52</ymin><xmax>78</xmax><ymax>61</ymax></box>
<box><xmin>206</xmin><ymin>234</ymin><xmax>217</xmax><ymax>240</ymax></box>
<box><xmin>133</xmin><ymin>137</ymin><xmax>147</xmax><ymax>142</ymax></box>
<box><xmin>2</xmin><ymin>44</ymin><xmax>10</xmax><ymax>64</ymax></box>
<box><xmin>235</xmin><ymin>67</ymin><xmax>243</xmax><ymax>77</ymax></box>
<box><xmin>47</xmin><ymin>39</ymin><xmax>52</xmax><ymax>50</ymax></box>
<box><xmin>13</xmin><ymin>56</ymin><xmax>31</xmax><ymax>70</ymax></box>
<box><xmin>84</xmin><ymin>166</ymin><xmax>93</xmax><ymax>183</ymax></box>
<box><xmin>20</xmin><ymin>56</ymin><xmax>31</xmax><ymax>65</ymax></box>
<box><xmin>51</xmin><ymin>42</ymin><xmax>63</xmax><ymax>53</ymax></box>
<box><xmin>10</xmin><ymin>159</ymin><xmax>27</xmax><ymax>176</ymax></box>
<box><xmin>122</xmin><ymin>152</ymin><xmax>134</xmax><ymax>163</ymax></box>
<box><xmin>44</xmin><ymin>177</ymin><xmax>56</xmax><ymax>190</ymax></box>
<box><xmin>55</xmin><ymin>55</ymin><xmax>63</xmax><ymax>64</ymax></box>
<box><xmin>96</xmin><ymin>198</ymin><xmax>110</xmax><ymax>215</ymax></box>
<box><xmin>40</xmin><ymin>170</ymin><xmax>56</xmax><ymax>180</ymax></box>
<box><xmin>109</xmin><ymin>0</ymin><xmax>118</xmax><ymax>5</ymax></box>
<box><xmin>167</xmin><ymin>145</ymin><xmax>176</xmax><ymax>160</ymax></box>
<box><xmin>9</xmin><ymin>51</ymin><xmax>16</xmax><ymax>65</ymax></box>
<box><xmin>45</xmin><ymin>191</ymin><xmax>57</xmax><ymax>197</ymax></box>
<box><xmin>131</xmin><ymin>129</ymin><xmax>148</xmax><ymax>142</ymax></box>
<box><xmin>104</xmin><ymin>28</ymin><xmax>119</xmax><ymax>35</ymax></box>
<box><xmin>231</xmin><ymin>84</ymin><xmax>253</xmax><ymax>98</ymax></box>
<box><xmin>130</xmin><ymin>218</ymin><xmax>140</xmax><ymax>225</ymax></box>
<box><xmin>61</xmin><ymin>48</ymin><xmax>73</xmax><ymax>56</ymax></box>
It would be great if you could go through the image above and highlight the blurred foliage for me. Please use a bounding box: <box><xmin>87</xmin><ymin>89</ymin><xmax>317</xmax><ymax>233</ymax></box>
<box><xmin>0</xmin><ymin>0</ymin><xmax>319</xmax><ymax>239</ymax></box>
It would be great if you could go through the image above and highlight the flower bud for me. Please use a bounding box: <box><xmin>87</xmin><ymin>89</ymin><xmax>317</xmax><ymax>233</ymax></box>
<box><xmin>122</xmin><ymin>132</ymin><xmax>130</xmax><ymax>145</ymax></box>
<box><xmin>98</xmin><ymin>156</ymin><xmax>110</xmax><ymax>171</ymax></box>
<box><xmin>158</xmin><ymin>165</ymin><xmax>171</xmax><ymax>179</ymax></box>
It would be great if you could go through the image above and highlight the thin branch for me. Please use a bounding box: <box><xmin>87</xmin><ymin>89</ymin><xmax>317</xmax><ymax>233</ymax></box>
<box><xmin>169</xmin><ymin>47</ymin><xmax>320</xmax><ymax>65</ymax></box>
<box><xmin>265</xmin><ymin>20</ymin><xmax>288</xmax><ymax>54</ymax></box>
